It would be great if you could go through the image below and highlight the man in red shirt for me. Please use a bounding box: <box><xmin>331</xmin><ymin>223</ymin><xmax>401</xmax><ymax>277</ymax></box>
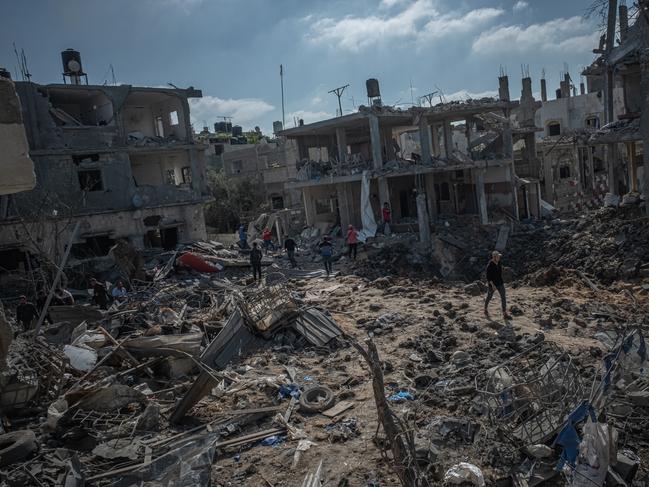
<box><xmin>346</xmin><ymin>225</ymin><xmax>358</xmax><ymax>260</ymax></box>
<box><xmin>262</xmin><ymin>227</ymin><xmax>274</xmax><ymax>253</ymax></box>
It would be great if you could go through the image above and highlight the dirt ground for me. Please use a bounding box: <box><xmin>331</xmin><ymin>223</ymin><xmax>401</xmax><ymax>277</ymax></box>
<box><xmin>206</xmin><ymin>261</ymin><xmax>649</xmax><ymax>486</ymax></box>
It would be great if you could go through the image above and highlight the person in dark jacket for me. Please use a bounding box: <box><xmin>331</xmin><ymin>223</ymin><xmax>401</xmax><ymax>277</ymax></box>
<box><xmin>250</xmin><ymin>242</ymin><xmax>263</xmax><ymax>282</ymax></box>
<box><xmin>16</xmin><ymin>295</ymin><xmax>38</xmax><ymax>331</ymax></box>
<box><xmin>284</xmin><ymin>237</ymin><xmax>297</xmax><ymax>268</ymax></box>
<box><xmin>319</xmin><ymin>236</ymin><xmax>334</xmax><ymax>276</ymax></box>
<box><xmin>484</xmin><ymin>250</ymin><xmax>512</xmax><ymax>319</ymax></box>
<box><xmin>90</xmin><ymin>278</ymin><xmax>109</xmax><ymax>309</ymax></box>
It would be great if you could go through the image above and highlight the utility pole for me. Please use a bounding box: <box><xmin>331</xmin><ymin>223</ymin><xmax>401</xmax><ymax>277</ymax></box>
<box><xmin>280</xmin><ymin>64</ymin><xmax>285</xmax><ymax>128</ymax></box>
<box><xmin>328</xmin><ymin>84</ymin><xmax>349</xmax><ymax>117</ymax></box>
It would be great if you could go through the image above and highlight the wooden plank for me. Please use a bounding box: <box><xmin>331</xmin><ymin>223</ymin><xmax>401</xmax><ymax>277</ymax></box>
<box><xmin>322</xmin><ymin>400</ymin><xmax>354</xmax><ymax>418</ymax></box>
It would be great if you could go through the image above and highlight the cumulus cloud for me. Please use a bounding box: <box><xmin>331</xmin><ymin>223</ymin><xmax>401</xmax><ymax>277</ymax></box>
<box><xmin>513</xmin><ymin>1</ymin><xmax>529</xmax><ymax>12</ymax></box>
<box><xmin>307</xmin><ymin>0</ymin><xmax>503</xmax><ymax>51</ymax></box>
<box><xmin>286</xmin><ymin>110</ymin><xmax>334</xmax><ymax>126</ymax></box>
<box><xmin>472</xmin><ymin>16</ymin><xmax>599</xmax><ymax>54</ymax></box>
<box><xmin>189</xmin><ymin>96</ymin><xmax>275</xmax><ymax>129</ymax></box>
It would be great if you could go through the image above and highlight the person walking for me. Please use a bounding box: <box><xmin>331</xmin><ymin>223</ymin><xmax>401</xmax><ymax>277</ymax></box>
<box><xmin>90</xmin><ymin>278</ymin><xmax>109</xmax><ymax>309</ymax></box>
<box><xmin>250</xmin><ymin>242</ymin><xmax>263</xmax><ymax>282</ymax></box>
<box><xmin>284</xmin><ymin>236</ymin><xmax>297</xmax><ymax>268</ymax></box>
<box><xmin>484</xmin><ymin>250</ymin><xmax>512</xmax><ymax>320</ymax></box>
<box><xmin>238</xmin><ymin>224</ymin><xmax>248</xmax><ymax>249</ymax></box>
<box><xmin>346</xmin><ymin>225</ymin><xmax>358</xmax><ymax>260</ymax></box>
<box><xmin>319</xmin><ymin>236</ymin><xmax>334</xmax><ymax>276</ymax></box>
<box><xmin>382</xmin><ymin>202</ymin><xmax>391</xmax><ymax>235</ymax></box>
<box><xmin>262</xmin><ymin>227</ymin><xmax>274</xmax><ymax>253</ymax></box>
<box><xmin>16</xmin><ymin>295</ymin><xmax>38</xmax><ymax>331</ymax></box>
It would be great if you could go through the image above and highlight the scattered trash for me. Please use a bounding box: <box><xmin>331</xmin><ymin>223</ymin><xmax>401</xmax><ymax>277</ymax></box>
<box><xmin>388</xmin><ymin>391</ymin><xmax>414</xmax><ymax>402</ymax></box>
<box><xmin>444</xmin><ymin>462</ymin><xmax>485</xmax><ymax>486</ymax></box>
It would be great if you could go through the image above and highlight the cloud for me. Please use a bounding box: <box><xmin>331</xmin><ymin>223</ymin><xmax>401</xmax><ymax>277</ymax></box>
<box><xmin>286</xmin><ymin>109</ymin><xmax>335</xmax><ymax>125</ymax></box>
<box><xmin>472</xmin><ymin>16</ymin><xmax>599</xmax><ymax>54</ymax></box>
<box><xmin>513</xmin><ymin>1</ymin><xmax>529</xmax><ymax>12</ymax></box>
<box><xmin>380</xmin><ymin>0</ymin><xmax>409</xmax><ymax>8</ymax></box>
<box><xmin>307</xmin><ymin>0</ymin><xmax>503</xmax><ymax>51</ymax></box>
<box><xmin>444</xmin><ymin>89</ymin><xmax>498</xmax><ymax>101</ymax></box>
<box><xmin>189</xmin><ymin>96</ymin><xmax>275</xmax><ymax>129</ymax></box>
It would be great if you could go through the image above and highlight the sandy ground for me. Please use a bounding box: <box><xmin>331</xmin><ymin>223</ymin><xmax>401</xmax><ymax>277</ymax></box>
<box><xmin>206</xmin><ymin>266</ymin><xmax>648</xmax><ymax>487</ymax></box>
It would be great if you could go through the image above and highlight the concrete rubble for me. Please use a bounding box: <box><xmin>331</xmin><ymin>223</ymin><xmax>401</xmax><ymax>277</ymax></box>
<box><xmin>0</xmin><ymin>205</ymin><xmax>647</xmax><ymax>486</ymax></box>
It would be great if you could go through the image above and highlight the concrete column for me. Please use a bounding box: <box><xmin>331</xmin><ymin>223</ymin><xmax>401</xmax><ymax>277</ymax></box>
<box><xmin>508</xmin><ymin>163</ymin><xmax>520</xmax><ymax>219</ymax></box>
<box><xmin>383</xmin><ymin>127</ymin><xmax>396</xmax><ymax>161</ymax></box>
<box><xmin>416</xmin><ymin>193</ymin><xmax>430</xmax><ymax>243</ymax></box>
<box><xmin>424</xmin><ymin>173</ymin><xmax>437</xmax><ymax>220</ymax></box>
<box><xmin>419</xmin><ymin>118</ymin><xmax>432</xmax><ymax>164</ymax></box>
<box><xmin>431</xmin><ymin>124</ymin><xmax>440</xmax><ymax>157</ymax></box>
<box><xmin>378</xmin><ymin>177</ymin><xmax>390</xmax><ymax>214</ymax></box>
<box><xmin>498</xmin><ymin>75</ymin><xmax>510</xmax><ymax>101</ymax></box>
<box><xmin>540</xmin><ymin>78</ymin><xmax>548</xmax><ymax>102</ymax></box>
<box><xmin>302</xmin><ymin>187</ymin><xmax>316</xmax><ymax>226</ymax></box>
<box><xmin>641</xmin><ymin>48</ymin><xmax>649</xmax><ymax>214</ymax></box>
<box><xmin>336</xmin><ymin>183</ymin><xmax>352</xmax><ymax>230</ymax></box>
<box><xmin>607</xmin><ymin>143</ymin><xmax>619</xmax><ymax>195</ymax></box>
<box><xmin>503</xmin><ymin>123</ymin><xmax>513</xmax><ymax>159</ymax></box>
<box><xmin>627</xmin><ymin>142</ymin><xmax>638</xmax><ymax>192</ymax></box>
<box><xmin>587</xmin><ymin>146</ymin><xmax>595</xmax><ymax>190</ymax></box>
<box><xmin>543</xmin><ymin>154</ymin><xmax>554</xmax><ymax>204</ymax></box>
<box><xmin>443</xmin><ymin>121</ymin><xmax>453</xmax><ymax>159</ymax></box>
<box><xmin>368</xmin><ymin>113</ymin><xmax>383</xmax><ymax>170</ymax></box>
<box><xmin>335</xmin><ymin>127</ymin><xmax>347</xmax><ymax>164</ymax></box>
<box><xmin>474</xmin><ymin>168</ymin><xmax>488</xmax><ymax>224</ymax></box>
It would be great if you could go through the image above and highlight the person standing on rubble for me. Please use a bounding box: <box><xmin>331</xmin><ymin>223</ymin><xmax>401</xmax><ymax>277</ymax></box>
<box><xmin>250</xmin><ymin>242</ymin><xmax>263</xmax><ymax>282</ymax></box>
<box><xmin>382</xmin><ymin>202</ymin><xmax>391</xmax><ymax>235</ymax></box>
<box><xmin>319</xmin><ymin>236</ymin><xmax>334</xmax><ymax>277</ymax></box>
<box><xmin>54</xmin><ymin>287</ymin><xmax>75</xmax><ymax>305</ymax></box>
<box><xmin>284</xmin><ymin>236</ymin><xmax>297</xmax><ymax>268</ymax></box>
<box><xmin>484</xmin><ymin>250</ymin><xmax>512</xmax><ymax>320</ymax></box>
<box><xmin>346</xmin><ymin>225</ymin><xmax>358</xmax><ymax>260</ymax></box>
<box><xmin>90</xmin><ymin>278</ymin><xmax>109</xmax><ymax>310</ymax></box>
<box><xmin>16</xmin><ymin>295</ymin><xmax>38</xmax><ymax>331</ymax></box>
<box><xmin>262</xmin><ymin>227</ymin><xmax>274</xmax><ymax>253</ymax></box>
<box><xmin>238</xmin><ymin>224</ymin><xmax>248</xmax><ymax>249</ymax></box>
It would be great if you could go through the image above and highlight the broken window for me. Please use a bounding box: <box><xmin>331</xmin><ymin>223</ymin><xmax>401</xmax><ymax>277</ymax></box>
<box><xmin>72</xmin><ymin>154</ymin><xmax>100</xmax><ymax>165</ymax></box>
<box><xmin>71</xmin><ymin>235</ymin><xmax>115</xmax><ymax>259</ymax></box>
<box><xmin>0</xmin><ymin>248</ymin><xmax>30</xmax><ymax>273</ymax></box>
<box><xmin>78</xmin><ymin>170</ymin><xmax>103</xmax><ymax>191</ymax></box>
<box><xmin>145</xmin><ymin>228</ymin><xmax>179</xmax><ymax>250</ymax></box>
<box><xmin>559</xmin><ymin>165</ymin><xmax>571</xmax><ymax>179</ymax></box>
<box><xmin>315</xmin><ymin>198</ymin><xmax>332</xmax><ymax>215</ymax></box>
<box><xmin>47</xmin><ymin>88</ymin><xmax>114</xmax><ymax>126</ymax></box>
<box><xmin>439</xmin><ymin>182</ymin><xmax>450</xmax><ymax>201</ymax></box>
<box><xmin>165</xmin><ymin>169</ymin><xmax>176</xmax><ymax>185</ymax></box>
<box><xmin>547</xmin><ymin>122</ymin><xmax>561</xmax><ymax>136</ymax></box>
<box><xmin>181</xmin><ymin>166</ymin><xmax>192</xmax><ymax>184</ymax></box>
<box><xmin>585</xmin><ymin>116</ymin><xmax>600</xmax><ymax>129</ymax></box>
<box><xmin>271</xmin><ymin>196</ymin><xmax>284</xmax><ymax>210</ymax></box>
<box><xmin>169</xmin><ymin>111</ymin><xmax>179</xmax><ymax>126</ymax></box>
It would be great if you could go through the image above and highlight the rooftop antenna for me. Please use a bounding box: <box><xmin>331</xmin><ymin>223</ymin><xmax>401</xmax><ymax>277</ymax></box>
<box><xmin>167</xmin><ymin>82</ymin><xmax>179</xmax><ymax>89</ymax></box>
<box><xmin>435</xmin><ymin>84</ymin><xmax>446</xmax><ymax>103</ymax></box>
<box><xmin>280</xmin><ymin>64</ymin><xmax>285</xmax><ymax>128</ymax></box>
<box><xmin>110</xmin><ymin>64</ymin><xmax>116</xmax><ymax>84</ymax></box>
<box><xmin>328</xmin><ymin>84</ymin><xmax>349</xmax><ymax>117</ymax></box>
<box><xmin>12</xmin><ymin>43</ymin><xmax>31</xmax><ymax>81</ymax></box>
<box><xmin>420</xmin><ymin>91</ymin><xmax>438</xmax><ymax>107</ymax></box>
<box><xmin>409</xmin><ymin>78</ymin><xmax>415</xmax><ymax>106</ymax></box>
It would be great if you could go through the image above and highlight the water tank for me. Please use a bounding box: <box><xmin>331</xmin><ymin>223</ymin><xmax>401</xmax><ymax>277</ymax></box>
<box><xmin>366</xmin><ymin>78</ymin><xmax>380</xmax><ymax>98</ymax></box>
<box><xmin>232</xmin><ymin>125</ymin><xmax>243</xmax><ymax>136</ymax></box>
<box><xmin>299</xmin><ymin>119</ymin><xmax>304</xmax><ymax>126</ymax></box>
<box><xmin>273</xmin><ymin>121</ymin><xmax>283</xmax><ymax>134</ymax></box>
<box><xmin>61</xmin><ymin>49</ymin><xmax>83</xmax><ymax>75</ymax></box>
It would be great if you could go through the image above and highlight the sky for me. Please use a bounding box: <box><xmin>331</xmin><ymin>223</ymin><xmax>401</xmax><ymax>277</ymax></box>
<box><xmin>1</xmin><ymin>0</ymin><xmax>605</xmax><ymax>135</ymax></box>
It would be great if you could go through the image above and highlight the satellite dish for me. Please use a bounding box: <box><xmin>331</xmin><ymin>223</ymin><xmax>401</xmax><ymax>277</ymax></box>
<box><xmin>67</xmin><ymin>59</ymin><xmax>81</xmax><ymax>73</ymax></box>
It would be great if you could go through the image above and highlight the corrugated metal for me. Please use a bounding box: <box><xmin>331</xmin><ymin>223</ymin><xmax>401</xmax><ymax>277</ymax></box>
<box><xmin>293</xmin><ymin>308</ymin><xmax>342</xmax><ymax>347</ymax></box>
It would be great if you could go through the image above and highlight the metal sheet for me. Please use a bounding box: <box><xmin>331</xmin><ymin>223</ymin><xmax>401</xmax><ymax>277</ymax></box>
<box><xmin>293</xmin><ymin>308</ymin><xmax>342</xmax><ymax>347</ymax></box>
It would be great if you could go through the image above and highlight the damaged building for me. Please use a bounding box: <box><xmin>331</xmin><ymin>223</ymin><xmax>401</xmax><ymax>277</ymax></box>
<box><xmin>584</xmin><ymin>0</ymin><xmax>648</xmax><ymax>209</ymax></box>
<box><xmin>0</xmin><ymin>50</ymin><xmax>210</xmax><ymax>275</ymax></box>
<box><xmin>280</xmin><ymin>77</ymin><xmax>538</xmax><ymax>239</ymax></box>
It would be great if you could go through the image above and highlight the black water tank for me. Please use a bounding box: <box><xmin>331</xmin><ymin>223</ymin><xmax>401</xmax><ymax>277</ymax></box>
<box><xmin>232</xmin><ymin>125</ymin><xmax>243</xmax><ymax>136</ymax></box>
<box><xmin>61</xmin><ymin>48</ymin><xmax>83</xmax><ymax>75</ymax></box>
<box><xmin>366</xmin><ymin>78</ymin><xmax>380</xmax><ymax>98</ymax></box>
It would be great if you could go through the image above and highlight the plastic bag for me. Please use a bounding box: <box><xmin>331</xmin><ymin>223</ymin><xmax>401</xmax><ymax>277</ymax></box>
<box><xmin>444</xmin><ymin>462</ymin><xmax>485</xmax><ymax>486</ymax></box>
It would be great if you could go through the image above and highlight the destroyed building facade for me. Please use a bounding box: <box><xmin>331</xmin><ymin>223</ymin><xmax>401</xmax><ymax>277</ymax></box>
<box><xmin>585</xmin><ymin>0</ymin><xmax>648</xmax><ymax>209</ymax></box>
<box><xmin>280</xmin><ymin>77</ymin><xmax>533</xmax><ymax>238</ymax></box>
<box><xmin>0</xmin><ymin>51</ymin><xmax>210</xmax><ymax>273</ymax></box>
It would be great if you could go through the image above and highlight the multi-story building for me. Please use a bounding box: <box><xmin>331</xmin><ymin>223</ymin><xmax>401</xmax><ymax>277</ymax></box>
<box><xmin>0</xmin><ymin>50</ymin><xmax>210</xmax><ymax>273</ymax></box>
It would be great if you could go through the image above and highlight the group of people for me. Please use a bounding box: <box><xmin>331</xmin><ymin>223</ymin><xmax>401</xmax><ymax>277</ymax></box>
<box><xmin>15</xmin><ymin>279</ymin><xmax>130</xmax><ymax>332</ymax></box>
